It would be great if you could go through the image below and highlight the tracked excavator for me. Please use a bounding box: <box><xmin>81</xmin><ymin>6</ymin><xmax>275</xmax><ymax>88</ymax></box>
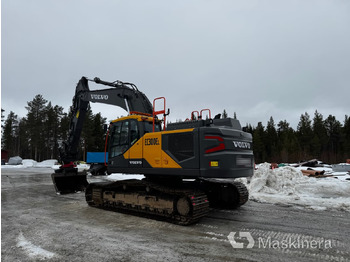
<box><xmin>52</xmin><ymin>77</ymin><xmax>254</xmax><ymax>225</ymax></box>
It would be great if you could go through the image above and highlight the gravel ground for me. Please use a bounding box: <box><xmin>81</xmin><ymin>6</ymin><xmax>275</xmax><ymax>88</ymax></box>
<box><xmin>1</xmin><ymin>167</ymin><xmax>349</xmax><ymax>262</ymax></box>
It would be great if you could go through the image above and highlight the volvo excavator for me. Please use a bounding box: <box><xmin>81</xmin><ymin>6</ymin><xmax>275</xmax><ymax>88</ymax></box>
<box><xmin>52</xmin><ymin>76</ymin><xmax>254</xmax><ymax>225</ymax></box>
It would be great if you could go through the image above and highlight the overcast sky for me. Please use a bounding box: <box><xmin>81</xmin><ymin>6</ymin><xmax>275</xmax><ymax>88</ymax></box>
<box><xmin>2</xmin><ymin>0</ymin><xmax>350</xmax><ymax>128</ymax></box>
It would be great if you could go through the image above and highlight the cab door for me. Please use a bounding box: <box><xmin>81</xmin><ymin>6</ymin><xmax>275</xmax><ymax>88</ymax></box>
<box><xmin>126</xmin><ymin>119</ymin><xmax>143</xmax><ymax>167</ymax></box>
<box><xmin>108</xmin><ymin>120</ymin><xmax>130</xmax><ymax>168</ymax></box>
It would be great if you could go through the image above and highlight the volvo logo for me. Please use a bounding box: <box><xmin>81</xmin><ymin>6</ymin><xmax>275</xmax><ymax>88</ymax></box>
<box><xmin>91</xmin><ymin>94</ymin><xmax>109</xmax><ymax>100</ymax></box>
<box><xmin>233</xmin><ymin>141</ymin><xmax>251</xmax><ymax>149</ymax></box>
<box><xmin>129</xmin><ymin>160</ymin><xmax>142</xmax><ymax>165</ymax></box>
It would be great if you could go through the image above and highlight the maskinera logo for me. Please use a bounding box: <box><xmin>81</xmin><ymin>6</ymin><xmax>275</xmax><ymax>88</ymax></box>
<box><xmin>227</xmin><ymin>232</ymin><xmax>254</xmax><ymax>249</ymax></box>
<box><xmin>227</xmin><ymin>231</ymin><xmax>333</xmax><ymax>250</ymax></box>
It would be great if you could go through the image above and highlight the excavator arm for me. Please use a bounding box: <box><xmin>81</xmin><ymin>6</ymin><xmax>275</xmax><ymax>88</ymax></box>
<box><xmin>53</xmin><ymin>76</ymin><xmax>153</xmax><ymax>193</ymax></box>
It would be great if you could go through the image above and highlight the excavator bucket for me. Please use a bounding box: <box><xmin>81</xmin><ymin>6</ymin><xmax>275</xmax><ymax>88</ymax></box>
<box><xmin>51</xmin><ymin>169</ymin><xmax>88</xmax><ymax>194</ymax></box>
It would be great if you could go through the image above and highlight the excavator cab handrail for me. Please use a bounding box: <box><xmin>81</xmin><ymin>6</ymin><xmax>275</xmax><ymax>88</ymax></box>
<box><xmin>152</xmin><ymin>97</ymin><xmax>169</xmax><ymax>132</ymax></box>
<box><xmin>200</xmin><ymin>109</ymin><xmax>211</xmax><ymax>120</ymax></box>
<box><xmin>191</xmin><ymin>111</ymin><xmax>200</xmax><ymax>121</ymax></box>
<box><xmin>188</xmin><ymin>109</ymin><xmax>212</xmax><ymax>120</ymax></box>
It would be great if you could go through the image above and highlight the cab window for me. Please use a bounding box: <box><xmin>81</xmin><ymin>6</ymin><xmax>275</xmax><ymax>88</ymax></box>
<box><xmin>130</xmin><ymin>120</ymin><xmax>139</xmax><ymax>145</ymax></box>
<box><xmin>110</xmin><ymin>121</ymin><xmax>128</xmax><ymax>157</ymax></box>
<box><xmin>144</xmin><ymin>121</ymin><xmax>161</xmax><ymax>133</ymax></box>
<box><xmin>109</xmin><ymin>120</ymin><xmax>140</xmax><ymax>158</ymax></box>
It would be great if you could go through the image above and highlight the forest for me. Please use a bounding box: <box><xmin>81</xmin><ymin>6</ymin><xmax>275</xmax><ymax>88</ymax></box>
<box><xmin>2</xmin><ymin>94</ymin><xmax>350</xmax><ymax>164</ymax></box>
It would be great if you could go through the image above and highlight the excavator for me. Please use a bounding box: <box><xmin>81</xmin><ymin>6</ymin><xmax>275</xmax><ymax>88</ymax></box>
<box><xmin>52</xmin><ymin>76</ymin><xmax>254</xmax><ymax>225</ymax></box>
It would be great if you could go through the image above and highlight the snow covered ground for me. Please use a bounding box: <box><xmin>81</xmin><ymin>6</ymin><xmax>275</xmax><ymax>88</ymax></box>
<box><xmin>2</xmin><ymin>159</ymin><xmax>90</xmax><ymax>172</ymax></box>
<box><xmin>242</xmin><ymin>163</ymin><xmax>350</xmax><ymax>212</ymax></box>
<box><xmin>2</xmin><ymin>159</ymin><xmax>59</xmax><ymax>168</ymax></box>
<box><xmin>2</xmin><ymin>159</ymin><xmax>350</xmax><ymax>212</ymax></box>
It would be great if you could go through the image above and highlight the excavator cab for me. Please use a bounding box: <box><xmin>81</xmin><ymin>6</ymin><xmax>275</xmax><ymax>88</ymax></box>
<box><xmin>106</xmin><ymin>115</ymin><xmax>161</xmax><ymax>170</ymax></box>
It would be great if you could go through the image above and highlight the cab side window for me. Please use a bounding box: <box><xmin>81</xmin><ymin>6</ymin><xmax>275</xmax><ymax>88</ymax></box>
<box><xmin>110</xmin><ymin>120</ymin><xmax>141</xmax><ymax>158</ymax></box>
<box><xmin>110</xmin><ymin>121</ymin><xmax>129</xmax><ymax>157</ymax></box>
<box><xmin>130</xmin><ymin>120</ymin><xmax>139</xmax><ymax>145</ymax></box>
<box><xmin>120</xmin><ymin>121</ymin><xmax>129</xmax><ymax>149</ymax></box>
<box><xmin>110</xmin><ymin>122</ymin><xmax>122</xmax><ymax>158</ymax></box>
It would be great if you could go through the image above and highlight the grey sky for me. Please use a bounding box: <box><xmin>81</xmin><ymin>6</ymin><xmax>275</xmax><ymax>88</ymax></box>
<box><xmin>2</xmin><ymin>0</ymin><xmax>350</xmax><ymax>128</ymax></box>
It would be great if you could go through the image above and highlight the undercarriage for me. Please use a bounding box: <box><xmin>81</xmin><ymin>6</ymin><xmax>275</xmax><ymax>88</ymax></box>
<box><xmin>84</xmin><ymin>177</ymin><xmax>249</xmax><ymax>225</ymax></box>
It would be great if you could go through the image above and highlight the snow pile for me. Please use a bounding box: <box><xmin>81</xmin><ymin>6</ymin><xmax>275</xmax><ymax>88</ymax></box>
<box><xmin>36</xmin><ymin>159</ymin><xmax>58</xmax><ymax>167</ymax></box>
<box><xmin>249</xmin><ymin>163</ymin><xmax>350</xmax><ymax>212</ymax></box>
<box><xmin>22</xmin><ymin>159</ymin><xmax>38</xmax><ymax>167</ymax></box>
<box><xmin>2</xmin><ymin>159</ymin><xmax>58</xmax><ymax>169</ymax></box>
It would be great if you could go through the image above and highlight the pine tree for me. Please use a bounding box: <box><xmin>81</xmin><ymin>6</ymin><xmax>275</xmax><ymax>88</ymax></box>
<box><xmin>1</xmin><ymin>109</ymin><xmax>5</xmax><ymax>130</ymax></box>
<box><xmin>25</xmin><ymin>95</ymin><xmax>48</xmax><ymax>160</ymax></box>
<box><xmin>17</xmin><ymin>118</ymin><xmax>30</xmax><ymax>159</ymax></box>
<box><xmin>43</xmin><ymin>103</ymin><xmax>65</xmax><ymax>159</ymax></box>
<box><xmin>324</xmin><ymin>115</ymin><xmax>342</xmax><ymax>162</ymax></box>
<box><xmin>297</xmin><ymin>112</ymin><xmax>313</xmax><ymax>159</ymax></box>
<box><xmin>311</xmin><ymin>110</ymin><xmax>327</xmax><ymax>159</ymax></box>
<box><xmin>2</xmin><ymin>111</ymin><xmax>19</xmax><ymax>155</ymax></box>
<box><xmin>59</xmin><ymin>112</ymin><xmax>70</xmax><ymax>143</ymax></box>
<box><xmin>91</xmin><ymin>113</ymin><xmax>107</xmax><ymax>152</ymax></box>
<box><xmin>266</xmin><ymin>116</ymin><xmax>278</xmax><ymax>161</ymax></box>
<box><xmin>277</xmin><ymin>120</ymin><xmax>299</xmax><ymax>162</ymax></box>
<box><xmin>252</xmin><ymin>122</ymin><xmax>266</xmax><ymax>163</ymax></box>
<box><xmin>342</xmin><ymin>115</ymin><xmax>350</xmax><ymax>159</ymax></box>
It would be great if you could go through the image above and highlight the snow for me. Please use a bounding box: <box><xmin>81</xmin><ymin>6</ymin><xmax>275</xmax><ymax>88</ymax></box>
<box><xmin>106</xmin><ymin>173</ymin><xmax>145</xmax><ymax>181</ymax></box>
<box><xmin>1</xmin><ymin>164</ymin><xmax>27</xmax><ymax>169</ymax></box>
<box><xmin>17</xmin><ymin>232</ymin><xmax>56</xmax><ymax>259</ymax></box>
<box><xmin>36</xmin><ymin>159</ymin><xmax>58</xmax><ymax>167</ymax></box>
<box><xmin>247</xmin><ymin>163</ymin><xmax>350</xmax><ymax>212</ymax></box>
<box><xmin>1</xmin><ymin>159</ymin><xmax>92</xmax><ymax>173</ymax></box>
<box><xmin>22</xmin><ymin>159</ymin><xmax>38</xmax><ymax>167</ymax></box>
<box><xmin>2</xmin><ymin>159</ymin><xmax>58</xmax><ymax>168</ymax></box>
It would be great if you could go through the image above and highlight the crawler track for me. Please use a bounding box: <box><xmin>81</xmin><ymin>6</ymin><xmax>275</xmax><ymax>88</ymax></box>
<box><xmin>198</xmin><ymin>178</ymin><xmax>249</xmax><ymax>209</ymax></box>
<box><xmin>85</xmin><ymin>179</ymin><xmax>210</xmax><ymax>225</ymax></box>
